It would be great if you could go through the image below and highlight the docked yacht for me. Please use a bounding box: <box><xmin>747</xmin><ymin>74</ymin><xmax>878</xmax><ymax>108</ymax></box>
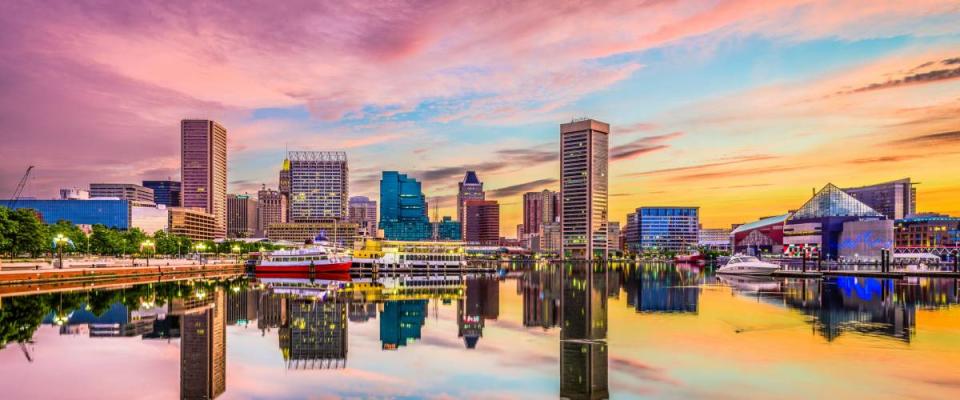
<box><xmin>717</xmin><ymin>254</ymin><xmax>781</xmax><ymax>275</ymax></box>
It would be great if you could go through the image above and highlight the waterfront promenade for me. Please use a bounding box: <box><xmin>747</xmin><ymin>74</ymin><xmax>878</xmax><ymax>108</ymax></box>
<box><xmin>0</xmin><ymin>261</ymin><xmax>244</xmax><ymax>286</ymax></box>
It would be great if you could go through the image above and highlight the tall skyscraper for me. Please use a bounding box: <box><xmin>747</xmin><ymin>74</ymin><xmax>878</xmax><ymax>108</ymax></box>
<box><xmin>560</xmin><ymin>119</ymin><xmax>609</xmax><ymax>260</ymax></box>
<box><xmin>464</xmin><ymin>200</ymin><xmax>500</xmax><ymax>245</ymax></box>
<box><xmin>288</xmin><ymin>151</ymin><xmax>348</xmax><ymax>222</ymax></box>
<box><xmin>841</xmin><ymin>178</ymin><xmax>915</xmax><ymax>220</ymax></box>
<box><xmin>89</xmin><ymin>183</ymin><xmax>155</xmax><ymax>204</ymax></box>
<box><xmin>143</xmin><ymin>180</ymin><xmax>182</xmax><ymax>207</ymax></box>
<box><xmin>227</xmin><ymin>193</ymin><xmax>258</xmax><ymax>238</ymax></box>
<box><xmin>348</xmin><ymin>196</ymin><xmax>378</xmax><ymax>237</ymax></box>
<box><xmin>457</xmin><ymin>171</ymin><xmax>485</xmax><ymax>238</ymax></box>
<box><xmin>181</xmin><ymin>119</ymin><xmax>228</xmax><ymax>238</ymax></box>
<box><xmin>257</xmin><ymin>187</ymin><xmax>286</xmax><ymax>237</ymax></box>
<box><xmin>379</xmin><ymin>171</ymin><xmax>431</xmax><ymax>241</ymax></box>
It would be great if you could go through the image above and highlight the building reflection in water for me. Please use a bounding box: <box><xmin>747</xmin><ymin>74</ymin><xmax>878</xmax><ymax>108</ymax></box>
<box><xmin>458</xmin><ymin>276</ymin><xmax>500</xmax><ymax>349</ymax></box>
<box><xmin>726</xmin><ymin>275</ymin><xmax>960</xmax><ymax>343</ymax></box>
<box><xmin>622</xmin><ymin>264</ymin><xmax>701</xmax><ymax>314</ymax></box>
<box><xmin>560</xmin><ymin>263</ymin><xmax>609</xmax><ymax>400</ymax></box>
<box><xmin>381</xmin><ymin>300</ymin><xmax>427</xmax><ymax>350</ymax></box>
<box><xmin>520</xmin><ymin>268</ymin><xmax>561</xmax><ymax>330</ymax></box>
<box><xmin>175</xmin><ymin>287</ymin><xmax>226</xmax><ymax>400</ymax></box>
<box><xmin>281</xmin><ymin>298</ymin><xmax>348</xmax><ymax>369</ymax></box>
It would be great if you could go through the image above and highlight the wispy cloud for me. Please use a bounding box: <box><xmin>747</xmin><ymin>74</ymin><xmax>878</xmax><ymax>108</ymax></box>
<box><xmin>488</xmin><ymin>179</ymin><xmax>558</xmax><ymax>198</ymax></box>
<box><xmin>610</xmin><ymin>131</ymin><xmax>683</xmax><ymax>162</ymax></box>
<box><xmin>887</xmin><ymin>130</ymin><xmax>960</xmax><ymax>146</ymax></box>
<box><xmin>622</xmin><ymin>155</ymin><xmax>777</xmax><ymax>177</ymax></box>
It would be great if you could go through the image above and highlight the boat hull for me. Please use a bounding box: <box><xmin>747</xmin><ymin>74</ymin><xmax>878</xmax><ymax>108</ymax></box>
<box><xmin>255</xmin><ymin>261</ymin><xmax>352</xmax><ymax>274</ymax></box>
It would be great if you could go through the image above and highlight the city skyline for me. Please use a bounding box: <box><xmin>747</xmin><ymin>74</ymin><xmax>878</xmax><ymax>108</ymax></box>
<box><xmin>3</xmin><ymin>1</ymin><xmax>960</xmax><ymax>235</ymax></box>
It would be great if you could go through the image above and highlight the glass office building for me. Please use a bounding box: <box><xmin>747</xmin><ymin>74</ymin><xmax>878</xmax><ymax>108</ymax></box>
<box><xmin>637</xmin><ymin>207</ymin><xmax>699</xmax><ymax>253</ymax></box>
<box><xmin>143</xmin><ymin>180</ymin><xmax>181</xmax><ymax>206</ymax></box>
<box><xmin>8</xmin><ymin>199</ymin><xmax>131</xmax><ymax>229</ymax></box>
<box><xmin>433</xmin><ymin>216</ymin><xmax>462</xmax><ymax>241</ymax></box>
<box><xmin>379</xmin><ymin>171</ymin><xmax>432</xmax><ymax>241</ymax></box>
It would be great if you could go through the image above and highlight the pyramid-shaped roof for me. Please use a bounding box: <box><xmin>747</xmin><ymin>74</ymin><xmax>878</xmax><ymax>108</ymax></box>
<box><xmin>462</xmin><ymin>171</ymin><xmax>481</xmax><ymax>184</ymax></box>
<box><xmin>790</xmin><ymin>183</ymin><xmax>882</xmax><ymax>220</ymax></box>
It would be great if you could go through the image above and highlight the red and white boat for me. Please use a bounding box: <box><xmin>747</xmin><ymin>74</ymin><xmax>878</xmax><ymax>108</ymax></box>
<box><xmin>674</xmin><ymin>252</ymin><xmax>705</xmax><ymax>264</ymax></box>
<box><xmin>256</xmin><ymin>236</ymin><xmax>352</xmax><ymax>274</ymax></box>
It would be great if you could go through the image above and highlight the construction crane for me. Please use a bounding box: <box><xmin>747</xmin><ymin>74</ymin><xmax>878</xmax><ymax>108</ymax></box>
<box><xmin>6</xmin><ymin>165</ymin><xmax>34</xmax><ymax>208</ymax></box>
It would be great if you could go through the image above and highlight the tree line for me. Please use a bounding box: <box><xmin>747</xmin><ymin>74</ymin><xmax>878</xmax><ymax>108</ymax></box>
<box><xmin>0</xmin><ymin>206</ymin><xmax>278</xmax><ymax>259</ymax></box>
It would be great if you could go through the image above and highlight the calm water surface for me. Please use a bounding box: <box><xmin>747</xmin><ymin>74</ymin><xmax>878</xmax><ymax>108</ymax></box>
<box><xmin>1</xmin><ymin>263</ymin><xmax>958</xmax><ymax>399</ymax></box>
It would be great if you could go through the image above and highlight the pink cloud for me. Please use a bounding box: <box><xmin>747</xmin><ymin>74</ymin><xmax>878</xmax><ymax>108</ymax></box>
<box><xmin>2</xmin><ymin>0</ymin><xmax>959</xmax><ymax>198</ymax></box>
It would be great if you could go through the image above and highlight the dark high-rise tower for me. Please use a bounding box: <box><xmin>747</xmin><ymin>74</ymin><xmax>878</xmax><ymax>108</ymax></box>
<box><xmin>457</xmin><ymin>171</ymin><xmax>485</xmax><ymax>238</ymax></box>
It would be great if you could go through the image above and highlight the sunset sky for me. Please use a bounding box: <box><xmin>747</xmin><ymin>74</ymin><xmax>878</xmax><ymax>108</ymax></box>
<box><xmin>2</xmin><ymin>0</ymin><xmax>959</xmax><ymax>235</ymax></box>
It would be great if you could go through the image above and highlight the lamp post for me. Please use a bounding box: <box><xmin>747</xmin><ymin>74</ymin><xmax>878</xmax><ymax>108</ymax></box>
<box><xmin>232</xmin><ymin>244</ymin><xmax>242</xmax><ymax>264</ymax></box>
<box><xmin>195</xmin><ymin>242</ymin><xmax>207</xmax><ymax>265</ymax></box>
<box><xmin>53</xmin><ymin>233</ymin><xmax>69</xmax><ymax>269</ymax></box>
<box><xmin>140</xmin><ymin>239</ymin><xmax>155</xmax><ymax>267</ymax></box>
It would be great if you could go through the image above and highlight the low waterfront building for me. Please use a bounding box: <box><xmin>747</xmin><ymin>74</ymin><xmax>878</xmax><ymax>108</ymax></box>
<box><xmin>784</xmin><ymin>183</ymin><xmax>884</xmax><ymax>260</ymax></box>
<box><xmin>730</xmin><ymin>214</ymin><xmax>788</xmax><ymax>255</ymax></box>
<box><xmin>698</xmin><ymin>228</ymin><xmax>731</xmax><ymax>252</ymax></box>
<box><xmin>540</xmin><ymin>222</ymin><xmax>562</xmax><ymax>254</ymax></box>
<box><xmin>7</xmin><ymin>199</ymin><xmax>132</xmax><ymax>229</ymax></box>
<box><xmin>838</xmin><ymin>219</ymin><xmax>894</xmax><ymax>261</ymax></box>
<box><xmin>89</xmin><ymin>183</ymin><xmax>155</xmax><ymax>204</ymax></box>
<box><xmin>265</xmin><ymin>221</ymin><xmax>359</xmax><ymax>247</ymax></box>
<box><xmin>895</xmin><ymin>213</ymin><xmax>960</xmax><ymax>249</ymax></box>
<box><xmin>168</xmin><ymin>207</ymin><xmax>218</xmax><ymax>240</ymax></box>
<box><xmin>636</xmin><ymin>207</ymin><xmax>699</xmax><ymax>253</ymax></box>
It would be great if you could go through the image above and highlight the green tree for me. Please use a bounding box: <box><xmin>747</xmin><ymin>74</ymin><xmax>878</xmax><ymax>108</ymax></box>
<box><xmin>8</xmin><ymin>208</ymin><xmax>47</xmax><ymax>257</ymax></box>
<box><xmin>89</xmin><ymin>225</ymin><xmax>123</xmax><ymax>255</ymax></box>
<box><xmin>0</xmin><ymin>207</ymin><xmax>12</xmax><ymax>256</ymax></box>
<box><xmin>123</xmin><ymin>228</ymin><xmax>147</xmax><ymax>256</ymax></box>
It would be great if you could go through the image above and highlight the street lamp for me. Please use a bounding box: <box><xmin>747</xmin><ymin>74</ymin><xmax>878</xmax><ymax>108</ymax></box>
<box><xmin>195</xmin><ymin>242</ymin><xmax>208</xmax><ymax>264</ymax></box>
<box><xmin>53</xmin><ymin>233</ymin><xmax>69</xmax><ymax>269</ymax></box>
<box><xmin>232</xmin><ymin>244</ymin><xmax>242</xmax><ymax>264</ymax></box>
<box><xmin>140</xmin><ymin>239</ymin><xmax>155</xmax><ymax>267</ymax></box>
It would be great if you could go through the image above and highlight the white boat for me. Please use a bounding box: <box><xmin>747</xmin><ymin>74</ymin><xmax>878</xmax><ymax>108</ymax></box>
<box><xmin>717</xmin><ymin>254</ymin><xmax>781</xmax><ymax>275</ymax></box>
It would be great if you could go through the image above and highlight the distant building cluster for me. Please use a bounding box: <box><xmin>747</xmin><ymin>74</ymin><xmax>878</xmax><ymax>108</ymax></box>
<box><xmin>5</xmin><ymin>115</ymin><xmax>955</xmax><ymax>261</ymax></box>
